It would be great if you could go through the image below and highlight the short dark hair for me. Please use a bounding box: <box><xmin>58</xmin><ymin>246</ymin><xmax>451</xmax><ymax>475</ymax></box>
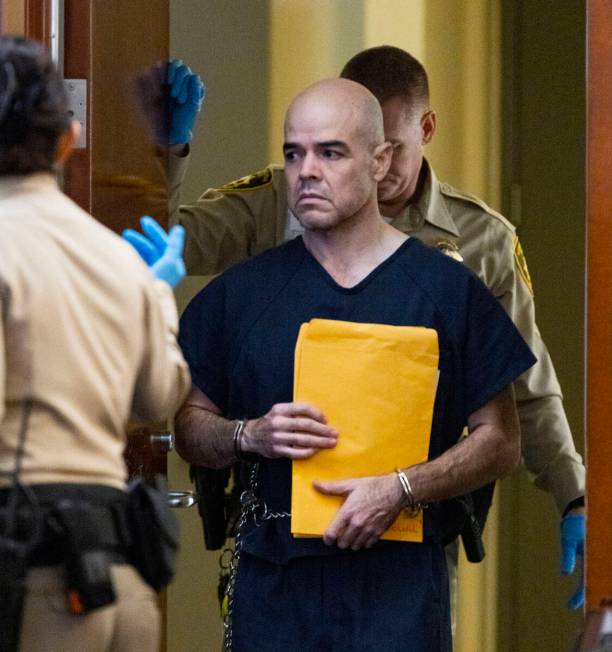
<box><xmin>340</xmin><ymin>46</ymin><xmax>429</xmax><ymax>113</ymax></box>
<box><xmin>0</xmin><ymin>36</ymin><xmax>70</xmax><ymax>176</ymax></box>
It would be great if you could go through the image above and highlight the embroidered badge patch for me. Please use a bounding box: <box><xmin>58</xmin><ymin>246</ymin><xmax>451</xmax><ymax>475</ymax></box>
<box><xmin>436</xmin><ymin>240</ymin><xmax>464</xmax><ymax>262</ymax></box>
<box><xmin>514</xmin><ymin>237</ymin><xmax>534</xmax><ymax>296</ymax></box>
<box><xmin>219</xmin><ymin>167</ymin><xmax>273</xmax><ymax>192</ymax></box>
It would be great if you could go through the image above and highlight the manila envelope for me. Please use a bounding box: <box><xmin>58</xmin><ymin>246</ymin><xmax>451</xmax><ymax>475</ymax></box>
<box><xmin>291</xmin><ymin>318</ymin><xmax>439</xmax><ymax>542</ymax></box>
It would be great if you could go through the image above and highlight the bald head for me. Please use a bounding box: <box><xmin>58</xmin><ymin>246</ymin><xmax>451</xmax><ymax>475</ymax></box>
<box><xmin>282</xmin><ymin>78</ymin><xmax>393</xmax><ymax>233</ymax></box>
<box><xmin>285</xmin><ymin>78</ymin><xmax>385</xmax><ymax>151</ymax></box>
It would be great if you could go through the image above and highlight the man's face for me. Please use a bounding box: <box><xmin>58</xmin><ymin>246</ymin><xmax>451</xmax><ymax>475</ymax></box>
<box><xmin>377</xmin><ymin>96</ymin><xmax>431</xmax><ymax>214</ymax></box>
<box><xmin>283</xmin><ymin>99</ymin><xmax>379</xmax><ymax>231</ymax></box>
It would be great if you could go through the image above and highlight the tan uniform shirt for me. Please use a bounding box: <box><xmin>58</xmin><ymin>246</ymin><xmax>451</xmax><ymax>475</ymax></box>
<box><xmin>0</xmin><ymin>173</ymin><xmax>191</xmax><ymax>489</ymax></box>
<box><xmin>168</xmin><ymin>155</ymin><xmax>584</xmax><ymax>513</ymax></box>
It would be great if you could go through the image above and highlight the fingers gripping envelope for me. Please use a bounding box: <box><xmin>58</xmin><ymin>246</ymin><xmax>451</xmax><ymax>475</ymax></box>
<box><xmin>291</xmin><ymin>319</ymin><xmax>439</xmax><ymax>543</ymax></box>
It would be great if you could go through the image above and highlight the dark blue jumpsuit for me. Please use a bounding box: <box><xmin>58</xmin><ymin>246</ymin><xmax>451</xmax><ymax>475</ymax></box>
<box><xmin>179</xmin><ymin>237</ymin><xmax>536</xmax><ymax>652</ymax></box>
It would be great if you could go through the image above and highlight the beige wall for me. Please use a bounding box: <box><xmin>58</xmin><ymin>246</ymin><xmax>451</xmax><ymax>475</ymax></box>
<box><xmin>268</xmin><ymin>0</ymin><xmax>363</xmax><ymax>164</ymax></box>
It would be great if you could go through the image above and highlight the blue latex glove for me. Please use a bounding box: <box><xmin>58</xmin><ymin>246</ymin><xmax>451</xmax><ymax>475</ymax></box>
<box><xmin>166</xmin><ymin>59</ymin><xmax>206</xmax><ymax>145</ymax></box>
<box><xmin>123</xmin><ymin>216</ymin><xmax>186</xmax><ymax>288</ymax></box>
<box><xmin>560</xmin><ymin>513</ymin><xmax>585</xmax><ymax>609</ymax></box>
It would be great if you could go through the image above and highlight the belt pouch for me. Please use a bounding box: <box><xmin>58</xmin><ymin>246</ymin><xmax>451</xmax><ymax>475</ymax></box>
<box><xmin>127</xmin><ymin>476</ymin><xmax>179</xmax><ymax>592</ymax></box>
<box><xmin>0</xmin><ymin>536</ymin><xmax>27</xmax><ymax>652</ymax></box>
<box><xmin>53</xmin><ymin>501</ymin><xmax>116</xmax><ymax>614</ymax></box>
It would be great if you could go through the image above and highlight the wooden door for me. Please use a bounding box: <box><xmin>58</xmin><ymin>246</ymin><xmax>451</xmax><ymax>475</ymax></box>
<box><xmin>585</xmin><ymin>0</ymin><xmax>612</xmax><ymax>612</ymax></box>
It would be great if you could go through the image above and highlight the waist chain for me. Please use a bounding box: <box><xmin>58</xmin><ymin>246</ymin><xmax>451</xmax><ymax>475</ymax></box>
<box><xmin>221</xmin><ymin>463</ymin><xmax>289</xmax><ymax>651</ymax></box>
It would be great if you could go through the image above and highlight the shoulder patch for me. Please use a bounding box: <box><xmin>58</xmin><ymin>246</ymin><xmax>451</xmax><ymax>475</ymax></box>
<box><xmin>440</xmin><ymin>182</ymin><xmax>515</xmax><ymax>233</ymax></box>
<box><xmin>435</xmin><ymin>239</ymin><xmax>464</xmax><ymax>263</ymax></box>
<box><xmin>218</xmin><ymin>167</ymin><xmax>273</xmax><ymax>192</ymax></box>
<box><xmin>513</xmin><ymin>237</ymin><xmax>534</xmax><ymax>296</ymax></box>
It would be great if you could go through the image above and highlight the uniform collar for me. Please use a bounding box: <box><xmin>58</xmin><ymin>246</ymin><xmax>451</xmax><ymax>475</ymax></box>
<box><xmin>389</xmin><ymin>159</ymin><xmax>460</xmax><ymax>238</ymax></box>
<box><xmin>0</xmin><ymin>172</ymin><xmax>59</xmax><ymax>199</ymax></box>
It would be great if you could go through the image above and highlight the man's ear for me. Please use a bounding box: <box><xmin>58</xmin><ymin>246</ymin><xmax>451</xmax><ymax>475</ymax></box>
<box><xmin>372</xmin><ymin>141</ymin><xmax>393</xmax><ymax>182</ymax></box>
<box><xmin>55</xmin><ymin>120</ymin><xmax>81</xmax><ymax>165</ymax></box>
<box><xmin>421</xmin><ymin>110</ymin><xmax>436</xmax><ymax>145</ymax></box>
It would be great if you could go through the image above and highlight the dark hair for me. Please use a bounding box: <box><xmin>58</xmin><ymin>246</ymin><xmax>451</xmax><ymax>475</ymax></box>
<box><xmin>0</xmin><ymin>35</ymin><xmax>70</xmax><ymax>176</ymax></box>
<box><xmin>340</xmin><ymin>45</ymin><xmax>429</xmax><ymax>113</ymax></box>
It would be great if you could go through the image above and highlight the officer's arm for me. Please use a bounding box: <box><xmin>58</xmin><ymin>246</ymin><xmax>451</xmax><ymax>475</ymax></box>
<box><xmin>492</xmin><ymin>232</ymin><xmax>584</xmax><ymax>513</ymax></box>
<box><xmin>489</xmin><ymin>230</ymin><xmax>585</xmax><ymax>608</ymax></box>
<box><xmin>136</xmin><ymin>58</ymin><xmax>268</xmax><ymax>276</ymax></box>
<box><xmin>131</xmin><ymin>277</ymin><xmax>191</xmax><ymax>423</ymax></box>
<box><xmin>175</xmin><ymin>385</ymin><xmax>338</xmax><ymax>469</ymax></box>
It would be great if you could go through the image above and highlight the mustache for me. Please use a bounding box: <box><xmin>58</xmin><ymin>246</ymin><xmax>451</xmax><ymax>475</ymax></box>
<box><xmin>296</xmin><ymin>184</ymin><xmax>328</xmax><ymax>200</ymax></box>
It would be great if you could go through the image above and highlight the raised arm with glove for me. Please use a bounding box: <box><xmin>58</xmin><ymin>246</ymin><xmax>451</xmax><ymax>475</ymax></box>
<box><xmin>134</xmin><ymin>58</ymin><xmax>205</xmax><ymax>148</ymax></box>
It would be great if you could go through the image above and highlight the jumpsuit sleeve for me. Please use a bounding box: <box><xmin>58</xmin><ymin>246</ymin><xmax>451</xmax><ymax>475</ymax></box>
<box><xmin>131</xmin><ymin>277</ymin><xmax>191</xmax><ymax>423</ymax></box>
<box><xmin>488</xmin><ymin>229</ymin><xmax>585</xmax><ymax>513</ymax></box>
<box><xmin>165</xmin><ymin>153</ymin><xmax>282</xmax><ymax>276</ymax></box>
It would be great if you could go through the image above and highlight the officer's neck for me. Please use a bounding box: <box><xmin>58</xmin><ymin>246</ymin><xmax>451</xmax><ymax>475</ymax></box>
<box><xmin>378</xmin><ymin>162</ymin><xmax>428</xmax><ymax>219</ymax></box>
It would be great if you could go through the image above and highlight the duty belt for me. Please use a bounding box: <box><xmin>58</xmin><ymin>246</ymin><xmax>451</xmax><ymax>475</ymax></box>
<box><xmin>0</xmin><ymin>483</ymin><xmax>131</xmax><ymax>566</ymax></box>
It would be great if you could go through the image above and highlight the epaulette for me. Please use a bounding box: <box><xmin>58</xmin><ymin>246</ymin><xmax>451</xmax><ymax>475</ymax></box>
<box><xmin>439</xmin><ymin>182</ymin><xmax>516</xmax><ymax>233</ymax></box>
<box><xmin>217</xmin><ymin>165</ymin><xmax>280</xmax><ymax>193</ymax></box>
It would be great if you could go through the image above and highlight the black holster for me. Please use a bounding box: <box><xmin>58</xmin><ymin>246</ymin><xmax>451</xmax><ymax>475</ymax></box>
<box><xmin>190</xmin><ymin>463</ymin><xmax>245</xmax><ymax>551</ymax></box>
<box><xmin>439</xmin><ymin>481</ymin><xmax>495</xmax><ymax>563</ymax></box>
<box><xmin>53</xmin><ymin>499</ymin><xmax>118</xmax><ymax>614</ymax></box>
<box><xmin>127</xmin><ymin>475</ymin><xmax>179</xmax><ymax>592</ymax></box>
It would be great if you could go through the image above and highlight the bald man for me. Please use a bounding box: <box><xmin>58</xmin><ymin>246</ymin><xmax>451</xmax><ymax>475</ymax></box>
<box><xmin>175</xmin><ymin>79</ymin><xmax>535</xmax><ymax>652</ymax></box>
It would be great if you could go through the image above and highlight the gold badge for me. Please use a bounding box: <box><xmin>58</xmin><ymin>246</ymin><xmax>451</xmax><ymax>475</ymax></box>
<box><xmin>436</xmin><ymin>240</ymin><xmax>464</xmax><ymax>262</ymax></box>
<box><xmin>219</xmin><ymin>167</ymin><xmax>273</xmax><ymax>192</ymax></box>
<box><xmin>514</xmin><ymin>237</ymin><xmax>534</xmax><ymax>296</ymax></box>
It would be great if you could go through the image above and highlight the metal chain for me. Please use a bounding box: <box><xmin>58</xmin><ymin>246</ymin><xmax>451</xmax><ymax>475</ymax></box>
<box><xmin>222</xmin><ymin>463</ymin><xmax>290</xmax><ymax>651</ymax></box>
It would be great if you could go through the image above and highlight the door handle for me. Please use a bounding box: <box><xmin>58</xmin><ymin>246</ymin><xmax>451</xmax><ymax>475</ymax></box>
<box><xmin>150</xmin><ymin>432</ymin><xmax>174</xmax><ymax>453</ymax></box>
<box><xmin>167</xmin><ymin>490</ymin><xmax>198</xmax><ymax>509</ymax></box>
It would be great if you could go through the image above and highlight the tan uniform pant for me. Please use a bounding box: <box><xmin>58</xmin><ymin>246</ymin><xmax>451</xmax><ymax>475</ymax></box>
<box><xmin>19</xmin><ymin>564</ymin><xmax>159</xmax><ymax>652</ymax></box>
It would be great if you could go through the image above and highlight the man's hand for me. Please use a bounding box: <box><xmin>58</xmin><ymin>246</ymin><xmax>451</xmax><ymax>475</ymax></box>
<box><xmin>134</xmin><ymin>59</ymin><xmax>205</xmax><ymax>147</ymax></box>
<box><xmin>314</xmin><ymin>473</ymin><xmax>403</xmax><ymax>550</ymax></box>
<box><xmin>241</xmin><ymin>402</ymin><xmax>338</xmax><ymax>460</ymax></box>
<box><xmin>561</xmin><ymin>508</ymin><xmax>585</xmax><ymax>609</ymax></box>
<box><xmin>123</xmin><ymin>216</ymin><xmax>186</xmax><ymax>288</ymax></box>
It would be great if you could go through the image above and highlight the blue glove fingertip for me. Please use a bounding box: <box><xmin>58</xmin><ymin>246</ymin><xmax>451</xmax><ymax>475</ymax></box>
<box><xmin>166</xmin><ymin>224</ymin><xmax>186</xmax><ymax>256</ymax></box>
<box><xmin>122</xmin><ymin>229</ymin><xmax>158</xmax><ymax>265</ymax></box>
<box><xmin>140</xmin><ymin>216</ymin><xmax>169</xmax><ymax>252</ymax></box>
<box><xmin>567</xmin><ymin>584</ymin><xmax>585</xmax><ymax>610</ymax></box>
<box><xmin>177</xmin><ymin>75</ymin><xmax>191</xmax><ymax>105</ymax></box>
<box><xmin>197</xmin><ymin>76</ymin><xmax>207</xmax><ymax>101</ymax></box>
<box><xmin>170</xmin><ymin>65</ymin><xmax>189</xmax><ymax>99</ymax></box>
<box><xmin>166</xmin><ymin>58</ymin><xmax>182</xmax><ymax>85</ymax></box>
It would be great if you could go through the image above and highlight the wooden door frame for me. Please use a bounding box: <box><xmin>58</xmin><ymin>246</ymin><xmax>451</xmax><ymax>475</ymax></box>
<box><xmin>25</xmin><ymin>0</ymin><xmax>52</xmax><ymax>46</ymax></box>
<box><xmin>61</xmin><ymin>0</ymin><xmax>92</xmax><ymax>212</ymax></box>
<box><xmin>23</xmin><ymin>0</ymin><xmax>92</xmax><ymax>212</ymax></box>
<box><xmin>585</xmin><ymin>0</ymin><xmax>612</xmax><ymax>611</ymax></box>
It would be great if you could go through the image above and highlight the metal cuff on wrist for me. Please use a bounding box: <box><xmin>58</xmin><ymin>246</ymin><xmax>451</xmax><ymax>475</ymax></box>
<box><xmin>394</xmin><ymin>468</ymin><xmax>423</xmax><ymax>517</ymax></box>
<box><xmin>232</xmin><ymin>419</ymin><xmax>247</xmax><ymax>461</ymax></box>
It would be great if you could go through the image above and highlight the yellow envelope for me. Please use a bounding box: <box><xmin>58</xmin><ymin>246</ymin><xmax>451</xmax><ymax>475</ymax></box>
<box><xmin>291</xmin><ymin>318</ymin><xmax>439</xmax><ymax>542</ymax></box>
